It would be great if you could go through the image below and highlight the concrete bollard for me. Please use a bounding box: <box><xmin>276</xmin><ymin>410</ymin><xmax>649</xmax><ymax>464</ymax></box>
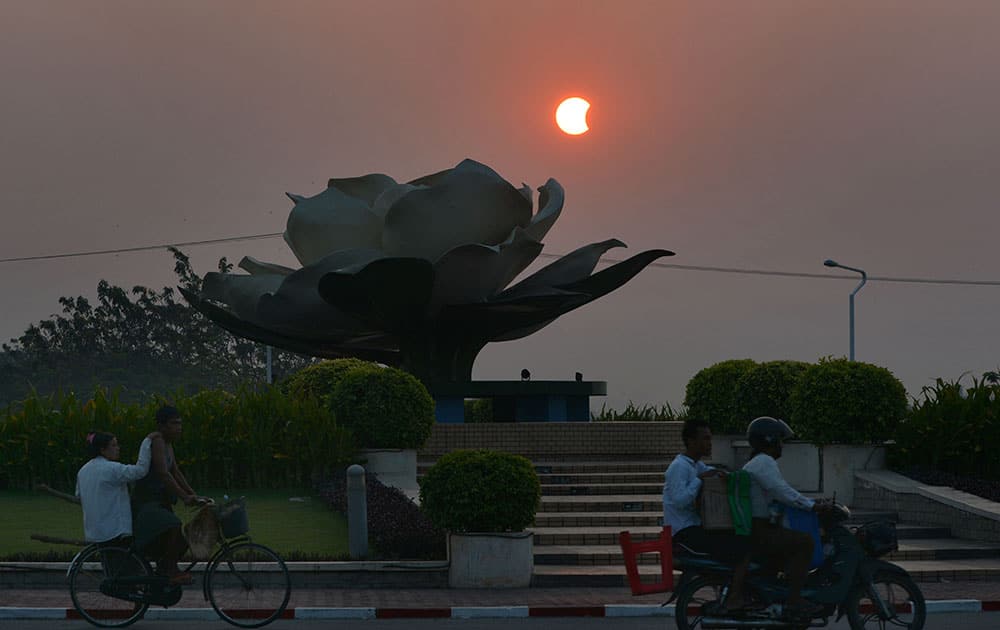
<box><xmin>346</xmin><ymin>464</ymin><xmax>368</xmax><ymax>559</ymax></box>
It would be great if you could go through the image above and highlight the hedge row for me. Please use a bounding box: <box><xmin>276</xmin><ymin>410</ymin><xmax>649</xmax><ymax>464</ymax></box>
<box><xmin>0</xmin><ymin>385</ymin><xmax>355</xmax><ymax>491</ymax></box>
<box><xmin>684</xmin><ymin>358</ymin><xmax>908</xmax><ymax>444</ymax></box>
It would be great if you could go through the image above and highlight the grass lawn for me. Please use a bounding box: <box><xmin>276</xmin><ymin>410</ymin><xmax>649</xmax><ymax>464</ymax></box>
<box><xmin>0</xmin><ymin>487</ymin><xmax>350</xmax><ymax>561</ymax></box>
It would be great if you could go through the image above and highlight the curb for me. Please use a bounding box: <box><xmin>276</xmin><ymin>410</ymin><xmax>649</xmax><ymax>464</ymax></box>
<box><xmin>2</xmin><ymin>601</ymin><xmax>999</xmax><ymax>620</ymax></box>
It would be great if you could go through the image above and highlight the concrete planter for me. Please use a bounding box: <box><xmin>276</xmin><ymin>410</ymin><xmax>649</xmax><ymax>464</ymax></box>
<box><xmin>447</xmin><ymin>531</ymin><xmax>534</xmax><ymax>588</ymax></box>
<box><xmin>726</xmin><ymin>438</ymin><xmax>885</xmax><ymax>505</ymax></box>
<box><xmin>360</xmin><ymin>449</ymin><xmax>417</xmax><ymax>494</ymax></box>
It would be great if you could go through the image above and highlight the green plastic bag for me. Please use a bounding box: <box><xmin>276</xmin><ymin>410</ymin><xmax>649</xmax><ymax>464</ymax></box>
<box><xmin>727</xmin><ymin>470</ymin><xmax>752</xmax><ymax>536</ymax></box>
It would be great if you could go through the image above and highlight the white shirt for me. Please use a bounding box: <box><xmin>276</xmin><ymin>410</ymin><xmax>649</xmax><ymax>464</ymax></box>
<box><xmin>742</xmin><ymin>452</ymin><xmax>815</xmax><ymax>518</ymax></box>
<box><xmin>663</xmin><ymin>454</ymin><xmax>712</xmax><ymax>534</ymax></box>
<box><xmin>75</xmin><ymin>438</ymin><xmax>152</xmax><ymax>543</ymax></box>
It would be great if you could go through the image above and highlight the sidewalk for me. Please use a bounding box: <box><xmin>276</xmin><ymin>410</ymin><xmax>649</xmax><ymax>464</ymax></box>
<box><xmin>2</xmin><ymin>582</ymin><xmax>999</xmax><ymax>608</ymax></box>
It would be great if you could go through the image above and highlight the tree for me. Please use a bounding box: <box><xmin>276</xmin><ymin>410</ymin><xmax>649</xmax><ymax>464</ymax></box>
<box><xmin>0</xmin><ymin>248</ymin><xmax>314</xmax><ymax>405</ymax></box>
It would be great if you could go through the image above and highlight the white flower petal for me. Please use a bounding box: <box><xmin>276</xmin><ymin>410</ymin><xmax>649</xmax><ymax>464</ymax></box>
<box><xmin>372</xmin><ymin>183</ymin><xmax>419</xmax><ymax>220</ymax></box>
<box><xmin>238</xmin><ymin>256</ymin><xmax>295</xmax><ymax>276</ymax></box>
<box><xmin>429</xmin><ymin>228</ymin><xmax>543</xmax><ymax>312</ymax></box>
<box><xmin>524</xmin><ymin>178</ymin><xmax>564</xmax><ymax>243</ymax></box>
<box><xmin>283</xmin><ymin>187</ymin><xmax>383</xmax><ymax>266</ymax></box>
<box><xmin>201</xmin><ymin>272</ymin><xmax>284</xmax><ymax>324</ymax></box>
<box><xmin>256</xmin><ymin>248</ymin><xmax>386</xmax><ymax>334</ymax></box>
<box><xmin>382</xmin><ymin>159</ymin><xmax>531</xmax><ymax>261</ymax></box>
<box><xmin>327</xmin><ymin>173</ymin><xmax>397</xmax><ymax>206</ymax></box>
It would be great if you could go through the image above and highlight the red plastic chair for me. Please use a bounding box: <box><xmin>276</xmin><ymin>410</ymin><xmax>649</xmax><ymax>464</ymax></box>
<box><xmin>619</xmin><ymin>526</ymin><xmax>673</xmax><ymax>595</ymax></box>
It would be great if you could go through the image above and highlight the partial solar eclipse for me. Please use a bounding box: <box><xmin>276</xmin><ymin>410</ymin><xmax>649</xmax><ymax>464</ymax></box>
<box><xmin>555</xmin><ymin>97</ymin><xmax>590</xmax><ymax>135</ymax></box>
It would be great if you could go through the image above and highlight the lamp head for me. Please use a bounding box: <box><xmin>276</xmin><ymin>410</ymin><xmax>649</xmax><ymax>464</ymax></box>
<box><xmin>824</xmin><ymin>259</ymin><xmax>839</xmax><ymax>268</ymax></box>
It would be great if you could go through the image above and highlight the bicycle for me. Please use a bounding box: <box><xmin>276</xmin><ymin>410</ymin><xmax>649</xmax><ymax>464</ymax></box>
<box><xmin>66</xmin><ymin>498</ymin><xmax>291</xmax><ymax>629</ymax></box>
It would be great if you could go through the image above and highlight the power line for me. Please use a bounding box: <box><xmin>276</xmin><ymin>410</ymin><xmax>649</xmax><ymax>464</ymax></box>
<box><xmin>1</xmin><ymin>231</ymin><xmax>998</xmax><ymax>287</ymax></box>
<box><xmin>0</xmin><ymin>233</ymin><xmax>284</xmax><ymax>263</ymax></box>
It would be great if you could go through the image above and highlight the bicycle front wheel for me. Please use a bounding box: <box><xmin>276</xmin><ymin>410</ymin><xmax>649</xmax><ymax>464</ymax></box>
<box><xmin>68</xmin><ymin>545</ymin><xmax>151</xmax><ymax>628</ymax></box>
<box><xmin>207</xmin><ymin>542</ymin><xmax>291</xmax><ymax>628</ymax></box>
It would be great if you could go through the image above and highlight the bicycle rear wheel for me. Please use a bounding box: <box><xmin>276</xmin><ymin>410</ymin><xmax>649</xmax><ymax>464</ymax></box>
<box><xmin>68</xmin><ymin>545</ymin><xmax>151</xmax><ymax>628</ymax></box>
<box><xmin>206</xmin><ymin>542</ymin><xmax>291</xmax><ymax>628</ymax></box>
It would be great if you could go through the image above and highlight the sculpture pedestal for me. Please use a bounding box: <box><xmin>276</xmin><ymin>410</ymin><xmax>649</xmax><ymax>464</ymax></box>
<box><xmin>429</xmin><ymin>380</ymin><xmax>607</xmax><ymax>423</ymax></box>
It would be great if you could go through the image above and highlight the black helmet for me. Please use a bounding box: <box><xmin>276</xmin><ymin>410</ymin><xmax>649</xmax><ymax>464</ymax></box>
<box><xmin>747</xmin><ymin>416</ymin><xmax>794</xmax><ymax>450</ymax></box>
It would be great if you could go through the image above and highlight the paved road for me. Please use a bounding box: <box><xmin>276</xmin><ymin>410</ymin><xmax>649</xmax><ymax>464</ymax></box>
<box><xmin>0</xmin><ymin>614</ymin><xmax>989</xmax><ymax>629</ymax></box>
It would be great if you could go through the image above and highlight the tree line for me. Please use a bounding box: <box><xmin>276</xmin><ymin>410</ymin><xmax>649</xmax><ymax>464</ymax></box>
<box><xmin>0</xmin><ymin>248</ymin><xmax>313</xmax><ymax>406</ymax></box>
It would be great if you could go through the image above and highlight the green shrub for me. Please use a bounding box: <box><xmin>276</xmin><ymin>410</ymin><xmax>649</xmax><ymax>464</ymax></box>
<box><xmin>282</xmin><ymin>358</ymin><xmax>375</xmax><ymax>408</ymax></box>
<box><xmin>684</xmin><ymin>359</ymin><xmax>758</xmax><ymax>433</ymax></box>
<box><xmin>787</xmin><ymin>358</ymin><xmax>907</xmax><ymax>444</ymax></box>
<box><xmin>331</xmin><ymin>366</ymin><xmax>434</xmax><ymax>449</ymax></box>
<box><xmin>591</xmin><ymin>401</ymin><xmax>687</xmax><ymax>422</ymax></box>
<box><xmin>732</xmin><ymin>361</ymin><xmax>812</xmax><ymax>429</ymax></box>
<box><xmin>419</xmin><ymin>449</ymin><xmax>540</xmax><ymax>533</ymax></box>
<box><xmin>464</xmin><ymin>398</ymin><xmax>493</xmax><ymax>423</ymax></box>
<box><xmin>890</xmin><ymin>375</ymin><xmax>1000</xmax><ymax>480</ymax></box>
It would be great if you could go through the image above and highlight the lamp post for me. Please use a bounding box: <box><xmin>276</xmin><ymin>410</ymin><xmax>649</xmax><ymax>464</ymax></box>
<box><xmin>823</xmin><ymin>259</ymin><xmax>867</xmax><ymax>361</ymax></box>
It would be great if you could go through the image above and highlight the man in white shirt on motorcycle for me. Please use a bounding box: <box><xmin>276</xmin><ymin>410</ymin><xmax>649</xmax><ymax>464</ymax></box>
<box><xmin>742</xmin><ymin>416</ymin><xmax>826</xmax><ymax>620</ymax></box>
<box><xmin>664</xmin><ymin>419</ymin><xmax>752</xmax><ymax>612</ymax></box>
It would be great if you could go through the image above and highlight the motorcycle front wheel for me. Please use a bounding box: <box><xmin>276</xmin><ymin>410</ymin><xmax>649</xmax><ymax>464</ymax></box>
<box><xmin>845</xmin><ymin>570</ymin><xmax>925</xmax><ymax>630</ymax></box>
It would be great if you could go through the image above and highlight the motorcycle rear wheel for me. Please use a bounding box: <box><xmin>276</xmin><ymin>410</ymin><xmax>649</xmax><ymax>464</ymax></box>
<box><xmin>845</xmin><ymin>570</ymin><xmax>925</xmax><ymax>630</ymax></box>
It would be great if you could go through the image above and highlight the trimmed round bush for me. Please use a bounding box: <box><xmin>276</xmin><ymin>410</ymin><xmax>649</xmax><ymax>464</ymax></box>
<box><xmin>788</xmin><ymin>358</ymin><xmax>907</xmax><ymax>444</ymax></box>
<box><xmin>282</xmin><ymin>358</ymin><xmax>374</xmax><ymax>407</ymax></box>
<box><xmin>419</xmin><ymin>449</ymin><xmax>541</xmax><ymax>533</ymax></box>
<box><xmin>331</xmin><ymin>365</ymin><xmax>435</xmax><ymax>449</ymax></box>
<box><xmin>733</xmin><ymin>360</ymin><xmax>812</xmax><ymax>429</ymax></box>
<box><xmin>684</xmin><ymin>359</ymin><xmax>758</xmax><ymax>434</ymax></box>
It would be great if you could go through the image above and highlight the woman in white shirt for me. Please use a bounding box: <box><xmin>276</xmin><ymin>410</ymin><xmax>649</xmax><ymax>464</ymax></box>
<box><xmin>75</xmin><ymin>431</ymin><xmax>155</xmax><ymax>544</ymax></box>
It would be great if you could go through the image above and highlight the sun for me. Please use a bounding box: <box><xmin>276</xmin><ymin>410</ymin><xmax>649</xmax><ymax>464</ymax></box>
<box><xmin>555</xmin><ymin>97</ymin><xmax>590</xmax><ymax>135</ymax></box>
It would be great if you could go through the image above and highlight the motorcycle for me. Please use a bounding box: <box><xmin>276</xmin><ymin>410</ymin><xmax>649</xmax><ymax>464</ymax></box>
<box><xmin>669</xmin><ymin>503</ymin><xmax>926</xmax><ymax>629</ymax></box>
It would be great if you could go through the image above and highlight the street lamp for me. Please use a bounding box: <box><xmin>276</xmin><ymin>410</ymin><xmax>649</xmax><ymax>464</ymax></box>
<box><xmin>823</xmin><ymin>259</ymin><xmax>867</xmax><ymax>361</ymax></box>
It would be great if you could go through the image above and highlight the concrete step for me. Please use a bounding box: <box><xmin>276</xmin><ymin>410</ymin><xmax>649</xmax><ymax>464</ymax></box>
<box><xmin>540</xmin><ymin>494</ymin><xmax>662</xmax><ymax>513</ymax></box>
<box><xmin>534</xmin><ymin>511</ymin><xmax>662</xmax><ymax>527</ymax></box>
<box><xmin>531</xmin><ymin>557</ymin><xmax>1000</xmax><ymax>586</ymax></box>
<box><xmin>541</xmin><ymin>483</ymin><xmax>664</xmax><ymax>496</ymax></box>
<box><xmin>539</xmin><ymin>472</ymin><xmax>664</xmax><ymax>484</ymax></box>
<box><xmin>534</xmin><ymin>526</ymin><xmax>663</xmax><ymax>546</ymax></box>
<box><xmin>419</xmin><ymin>460</ymin><xmax>673</xmax><ymax>475</ymax></box>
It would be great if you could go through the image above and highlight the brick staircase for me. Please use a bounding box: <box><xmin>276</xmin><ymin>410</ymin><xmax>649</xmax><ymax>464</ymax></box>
<box><xmin>470</xmin><ymin>458</ymin><xmax>1000</xmax><ymax>587</ymax></box>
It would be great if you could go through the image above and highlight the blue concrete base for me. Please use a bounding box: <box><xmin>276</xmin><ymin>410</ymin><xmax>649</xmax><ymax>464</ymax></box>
<box><xmin>429</xmin><ymin>381</ymin><xmax>607</xmax><ymax>423</ymax></box>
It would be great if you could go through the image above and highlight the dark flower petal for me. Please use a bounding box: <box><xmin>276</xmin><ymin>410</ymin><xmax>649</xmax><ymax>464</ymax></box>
<box><xmin>180</xmin><ymin>287</ymin><xmax>400</xmax><ymax>363</ymax></box>
<box><xmin>318</xmin><ymin>257</ymin><xmax>435</xmax><ymax>333</ymax></box>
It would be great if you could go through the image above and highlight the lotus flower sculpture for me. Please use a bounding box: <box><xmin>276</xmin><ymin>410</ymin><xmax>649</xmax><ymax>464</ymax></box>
<box><xmin>182</xmin><ymin>159</ymin><xmax>673</xmax><ymax>383</ymax></box>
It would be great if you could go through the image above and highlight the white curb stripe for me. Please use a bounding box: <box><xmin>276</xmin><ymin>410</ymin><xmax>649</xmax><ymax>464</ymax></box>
<box><xmin>295</xmin><ymin>607</ymin><xmax>376</xmax><ymax>619</ymax></box>
<box><xmin>605</xmin><ymin>604</ymin><xmax>676</xmax><ymax>617</ymax></box>
<box><xmin>0</xmin><ymin>600</ymin><xmax>997</xmax><ymax>620</ymax></box>
<box><xmin>142</xmin><ymin>608</ymin><xmax>220</xmax><ymax>620</ymax></box>
<box><xmin>452</xmin><ymin>606</ymin><xmax>529</xmax><ymax>618</ymax></box>
<box><xmin>926</xmin><ymin>599</ymin><xmax>982</xmax><ymax>613</ymax></box>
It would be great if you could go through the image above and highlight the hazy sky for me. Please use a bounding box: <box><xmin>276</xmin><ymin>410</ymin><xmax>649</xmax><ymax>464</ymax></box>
<box><xmin>2</xmin><ymin>1</ymin><xmax>999</xmax><ymax>411</ymax></box>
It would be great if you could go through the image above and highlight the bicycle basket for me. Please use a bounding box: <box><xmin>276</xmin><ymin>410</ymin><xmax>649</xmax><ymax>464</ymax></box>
<box><xmin>218</xmin><ymin>497</ymin><xmax>249</xmax><ymax>538</ymax></box>
<box><xmin>855</xmin><ymin>521</ymin><xmax>898</xmax><ymax>558</ymax></box>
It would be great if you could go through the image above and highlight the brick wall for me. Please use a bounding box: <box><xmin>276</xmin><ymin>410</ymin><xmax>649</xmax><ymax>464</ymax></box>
<box><xmin>418</xmin><ymin>421</ymin><xmax>684</xmax><ymax>461</ymax></box>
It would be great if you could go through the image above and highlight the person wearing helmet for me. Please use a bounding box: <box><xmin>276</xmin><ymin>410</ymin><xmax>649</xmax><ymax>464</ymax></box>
<box><xmin>664</xmin><ymin>419</ymin><xmax>752</xmax><ymax>612</ymax></box>
<box><xmin>742</xmin><ymin>416</ymin><xmax>824</xmax><ymax>620</ymax></box>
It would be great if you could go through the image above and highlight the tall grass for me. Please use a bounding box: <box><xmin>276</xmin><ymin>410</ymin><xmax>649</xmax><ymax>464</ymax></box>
<box><xmin>0</xmin><ymin>385</ymin><xmax>356</xmax><ymax>491</ymax></box>
<box><xmin>591</xmin><ymin>401</ymin><xmax>687</xmax><ymax>422</ymax></box>
<box><xmin>891</xmin><ymin>375</ymin><xmax>1000</xmax><ymax>480</ymax></box>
